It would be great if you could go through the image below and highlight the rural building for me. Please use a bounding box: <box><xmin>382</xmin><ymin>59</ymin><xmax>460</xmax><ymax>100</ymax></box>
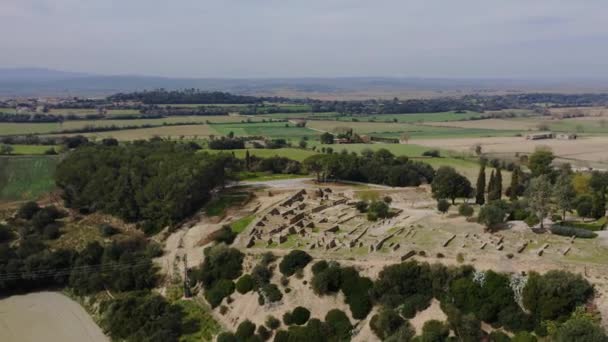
<box><xmin>556</xmin><ymin>133</ymin><xmax>577</xmax><ymax>140</ymax></box>
<box><xmin>526</xmin><ymin>132</ymin><xmax>553</xmax><ymax>140</ymax></box>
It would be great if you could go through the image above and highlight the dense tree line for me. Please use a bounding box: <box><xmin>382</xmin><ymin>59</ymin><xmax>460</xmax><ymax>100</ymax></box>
<box><xmin>55</xmin><ymin>141</ymin><xmax>232</xmax><ymax>233</ymax></box>
<box><xmin>108</xmin><ymin>89</ymin><xmax>261</xmax><ymax>104</ymax></box>
<box><xmin>303</xmin><ymin>149</ymin><xmax>435</xmax><ymax>187</ymax></box>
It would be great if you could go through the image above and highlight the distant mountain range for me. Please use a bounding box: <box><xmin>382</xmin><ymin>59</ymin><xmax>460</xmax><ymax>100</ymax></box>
<box><xmin>2</xmin><ymin>67</ymin><xmax>608</xmax><ymax>99</ymax></box>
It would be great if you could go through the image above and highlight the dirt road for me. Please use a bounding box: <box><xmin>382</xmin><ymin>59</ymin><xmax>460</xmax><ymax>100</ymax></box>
<box><xmin>0</xmin><ymin>292</ymin><xmax>107</xmax><ymax>342</ymax></box>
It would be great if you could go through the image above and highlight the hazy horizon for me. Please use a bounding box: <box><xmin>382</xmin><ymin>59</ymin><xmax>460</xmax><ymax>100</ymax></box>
<box><xmin>2</xmin><ymin>1</ymin><xmax>608</xmax><ymax>79</ymax></box>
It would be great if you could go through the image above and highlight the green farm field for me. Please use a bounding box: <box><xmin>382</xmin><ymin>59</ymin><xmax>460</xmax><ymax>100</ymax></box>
<box><xmin>0</xmin><ymin>115</ymin><xmax>253</xmax><ymax>136</ymax></box>
<box><xmin>7</xmin><ymin>145</ymin><xmax>58</xmax><ymax>155</ymax></box>
<box><xmin>207</xmin><ymin>148</ymin><xmax>316</xmax><ymax>161</ymax></box>
<box><xmin>210</xmin><ymin>121</ymin><xmax>319</xmax><ymax>140</ymax></box>
<box><xmin>0</xmin><ymin>155</ymin><xmax>58</xmax><ymax>201</ymax></box>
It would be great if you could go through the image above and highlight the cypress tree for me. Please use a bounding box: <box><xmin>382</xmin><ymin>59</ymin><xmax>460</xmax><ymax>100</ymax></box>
<box><xmin>495</xmin><ymin>168</ymin><xmax>503</xmax><ymax>200</ymax></box>
<box><xmin>245</xmin><ymin>150</ymin><xmax>251</xmax><ymax>171</ymax></box>
<box><xmin>487</xmin><ymin>170</ymin><xmax>496</xmax><ymax>201</ymax></box>
<box><xmin>475</xmin><ymin>164</ymin><xmax>486</xmax><ymax>205</ymax></box>
<box><xmin>509</xmin><ymin>167</ymin><xmax>520</xmax><ymax>201</ymax></box>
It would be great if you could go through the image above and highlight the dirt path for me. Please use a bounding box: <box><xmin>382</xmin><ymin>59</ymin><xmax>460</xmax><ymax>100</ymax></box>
<box><xmin>0</xmin><ymin>292</ymin><xmax>107</xmax><ymax>342</ymax></box>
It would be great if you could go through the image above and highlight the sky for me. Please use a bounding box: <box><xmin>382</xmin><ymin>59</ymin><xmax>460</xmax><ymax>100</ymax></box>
<box><xmin>1</xmin><ymin>0</ymin><xmax>608</xmax><ymax>78</ymax></box>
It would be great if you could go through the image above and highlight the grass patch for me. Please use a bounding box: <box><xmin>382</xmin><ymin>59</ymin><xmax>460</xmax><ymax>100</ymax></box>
<box><xmin>230</xmin><ymin>215</ymin><xmax>255</xmax><ymax>234</ymax></box>
<box><xmin>207</xmin><ymin>148</ymin><xmax>317</xmax><ymax>162</ymax></box>
<box><xmin>0</xmin><ymin>155</ymin><xmax>58</xmax><ymax>201</ymax></box>
<box><xmin>7</xmin><ymin>144</ymin><xmax>58</xmax><ymax>155</ymax></box>
<box><xmin>176</xmin><ymin>299</ymin><xmax>222</xmax><ymax>342</ymax></box>
<box><xmin>237</xmin><ymin>171</ymin><xmax>309</xmax><ymax>182</ymax></box>
<box><xmin>205</xmin><ymin>192</ymin><xmax>250</xmax><ymax>217</ymax></box>
<box><xmin>210</xmin><ymin>121</ymin><xmax>319</xmax><ymax>140</ymax></box>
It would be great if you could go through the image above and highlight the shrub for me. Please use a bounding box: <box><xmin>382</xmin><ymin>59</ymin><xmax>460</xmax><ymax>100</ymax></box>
<box><xmin>458</xmin><ymin>203</ymin><xmax>474</xmax><ymax>217</ymax></box>
<box><xmin>355</xmin><ymin>201</ymin><xmax>368</xmax><ymax>213</ymax></box>
<box><xmin>265</xmin><ymin>315</ymin><xmax>281</xmax><ymax>330</ymax></box>
<box><xmin>478</xmin><ymin>203</ymin><xmax>506</xmax><ymax>230</ymax></box>
<box><xmin>257</xmin><ymin>325</ymin><xmax>271</xmax><ymax>341</ymax></box>
<box><xmin>291</xmin><ymin>306</ymin><xmax>311</xmax><ymax>325</ymax></box>
<box><xmin>210</xmin><ymin>225</ymin><xmax>237</xmax><ymax>245</ymax></box>
<box><xmin>421</xmin><ymin>320</ymin><xmax>450</xmax><ymax>342</ymax></box>
<box><xmin>422</xmin><ymin>150</ymin><xmax>441</xmax><ymax>158</ymax></box>
<box><xmin>145</xmin><ymin>242</ymin><xmax>163</xmax><ymax>258</ymax></box>
<box><xmin>31</xmin><ymin>206</ymin><xmax>64</xmax><ymax>231</ymax></box>
<box><xmin>261</xmin><ymin>283</ymin><xmax>283</xmax><ymax>303</ymax></box>
<box><xmin>236</xmin><ymin>320</ymin><xmax>256</xmax><ymax>340</ymax></box>
<box><xmin>42</xmin><ymin>224</ymin><xmax>60</xmax><ymax>240</ymax></box>
<box><xmin>551</xmin><ymin>225</ymin><xmax>597</xmax><ymax>239</ymax></box>
<box><xmin>311</xmin><ymin>260</ymin><xmax>329</xmax><ymax>275</ymax></box>
<box><xmin>489</xmin><ymin>331</ymin><xmax>511</xmax><ymax>342</ymax></box>
<box><xmin>279</xmin><ymin>250</ymin><xmax>312</xmax><ymax>276</ymax></box>
<box><xmin>576</xmin><ymin>195</ymin><xmax>593</xmax><ymax>218</ymax></box>
<box><xmin>370</xmin><ymin>308</ymin><xmax>405</xmax><ymax>340</ymax></box>
<box><xmin>399</xmin><ymin>293</ymin><xmax>432</xmax><ymax>319</ymax></box>
<box><xmin>216</xmin><ymin>332</ymin><xmax>238</xmax><ymax>342</ymax></box>
<box><xmin>524</xmin><ymin>214</ymin><xmax>540</xmax><ymax>228</ymax></box>
<box><xmin>236</xmin><ymin>274</ymin><xmax>255</xmax><ymax>294</ymax></box>
<box><xmin>324</xmin><ymin>309</ymin><xmax>352</xmax><ymax>341</ymax></box>
<box><xmin>523</xmin><ymin>271</ymin><xmax>593</xmax><ymax>323</ymax></box>
<box><xmin>17</xmin><ymin>201</ymin><xmax>40</xmax><ymax>219</ymax></box>
<box><xmin>437</xmin><ymin>199</ymin><xmax>450</xmax><ymax>213</ymax></box>
<box><xmin>0</xmin><ymin>224</ymin><xmax>14</xmax><ymax>242</ymax></box>
<box><xmin>205</xmin><ymin>279</ymin><xmax>235</xmax><ymax>308</ymax></box>
<box><xmin>99</xmin><ymin>224</ymin><xmax>118</xmax><ymax>237</ymax></box>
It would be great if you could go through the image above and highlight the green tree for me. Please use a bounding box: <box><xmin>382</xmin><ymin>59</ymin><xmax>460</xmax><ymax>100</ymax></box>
<box><xmin>0</xmin><ymin>144</ymin><xmax>13</xmax><ymax>155</ymax></box>
<box><xmin>478</xmin><ymin>203</ymin><xmax>506</xmax><ymax>231</ymax></box>
<box><xmin>554</xmin><ymin>172</ymin><xmax>576</xmax><ymax>221</ymax></box>
<box><xmin>526</xmin><ymin>175</ymin><xmax>553</xmax><ymax>230</ymax></box>
<box><xmin>508</xmin><ymin>166</ymin><xmax>521</xmax><ymax>201</ymax></box>
<box><xmin>487</xmin><ymin>170</ymin><xmax>496</xmax><ymax>201</ymax></box>
<box><xmin>528</xmin><ymin>149</ymin><xmax>555</xmax><ymax>177</ymax></box>
<box><xmin>437</xmin><ymin>199</ymin><xmax>450</xmax><ymax>214</ymax></box>
<box><xmin>320</xmin><ymin>132</ymin><xmax>334</xmax><ymax>144</ymax></box>
<box><xmin>431</xmin><ymin>166</ymin><xmax>472</xmax><ymax>204</ymax></box>
<box><xmin>475</xmin><ymin>163</ymin><xmax>486</xmax><ymax>205</ymax></box>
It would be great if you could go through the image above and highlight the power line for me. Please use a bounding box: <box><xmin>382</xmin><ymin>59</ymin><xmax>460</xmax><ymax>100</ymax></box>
<box><xmin>0</xmin><ymin>258</ymin><xmax>155</xmax><ymax>282</ymax></box>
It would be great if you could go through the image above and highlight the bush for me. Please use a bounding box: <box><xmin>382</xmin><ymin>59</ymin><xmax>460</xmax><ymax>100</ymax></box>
<box><xmin>261</xmin><ymin>283</ymin><xmax>283</xmax><ymax>303</ymax></box>
<box><xmin>421</xmin><ymin>320</ymin><xmax>450</xmax><ymax>342</ymax></box>
<box><xmin>210</xmin><ymin>225</ymin><xmax>237</xmax><ymax>245</ymax></box>
<box><xmin>216</xmin><ymin>332</ymin><xmax>238</xmax><ymax>342</ymax></box>
<box><xmin>279</xmin><ymin>250</ymin><xmax>312</xmax><ymax>276</ymax></box>
<box><xmin>458</xmin><ymin>203</ymin><xmax>474</xmax><ymax>217</ymax></box>
<box><xmin>17</xmin><ymin>201</ymin><xmax>40</xmax><ymax>219</ymax></box>
<box><xmin>204</xmin><ymin>279</ymin><xmax>235</xmax><ymax>308</ymax></box>
<box><xmin>370</xmin><ymin>308</ymin><xmax>405</xmax><ymax>340</ymax></box>
<box><xmin>422</xmin><ymin>150</ymin><xmax>441</xmax><ymax>158</ymax></box>
<box><xmin>324</xmin><ymin>309</ymin><xmax>352</xmax><ymax>341</ymax></box>
<box><xmin>311</xmin><ymin>260</ymin><xmax>329</xmax><ymax>275</ymax></box>
<box><xmin>523</xmin><ymin>271</ymin><xmax>593</xmax><ymax>323</ymax></box>
<box><xmin>265</xmin><ymin>315</ymin><xmax>281</xmax><ymax>330</ymax></box>
<box><xmin>478</xmin><ymin>203</ymin><xmax>506</xmax><ymax>230</ymax></box>
<box><xmin>489</xmin><ymin>331</ymin><xmax>511</xmax><ymax>342</ymax></box>
<box><xmin>31</xmin><ymin>206</ymin><xmax>64</xmax><ymax>231</ymax></box>
<box><xmin>99</xmin><ymin>224</ymin><xmax>118</xmax><ymax>237</ymax></box>
<box><xmin>524</xmin><ymin>214</ymin><xmax>540</xmax><ymax>228</ymax></box>
<box><xmin>437</xmin><ymin>199</ymin><xmax>450</xmax><ymax>213</ymax></box>
<box><xmin>236</xmin><ymin>320</ymin><xmax>256</xmax><ymax>340</ymax></box>
<box><xmin>355</xmin><ymin>201</ymin><xmax>368</xmax><ymax>213</ymax></box>
<box><xmin>550</xmin><ymin>225</ymin><xmax>597</xmax><ymax>239</ymax></box>
<box><xmin>0</xmin><ymin>224</ymin><xmax>14</xmax><ymax>242</ymax></box>
<box><xmin>42</xmin><ymin>224</ymin><xmax>61</xmax><ymax>240</ymax></box>
<box><xmin>290</xmin><ymin>306</ymin><xmax>311</xmax><ymax>325</ymax></box>
<box><xmin>576</xmin><ymin>195</ymin><xmax>593</xmax><ymax>218</ymax></box>
<box><xmin>257</xmin><ymin>325</ymin><xmax>271</xmax><ymax>341</ymax></box>
<box><xmin>236</xmin><ymin>274</ymin><xmax>255</xmax><ymax>294</ymax></box>
<box><xmin>399</xmin><ymin>293</ymin><xmax>432</xmax><ymax>319</ymax></box>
